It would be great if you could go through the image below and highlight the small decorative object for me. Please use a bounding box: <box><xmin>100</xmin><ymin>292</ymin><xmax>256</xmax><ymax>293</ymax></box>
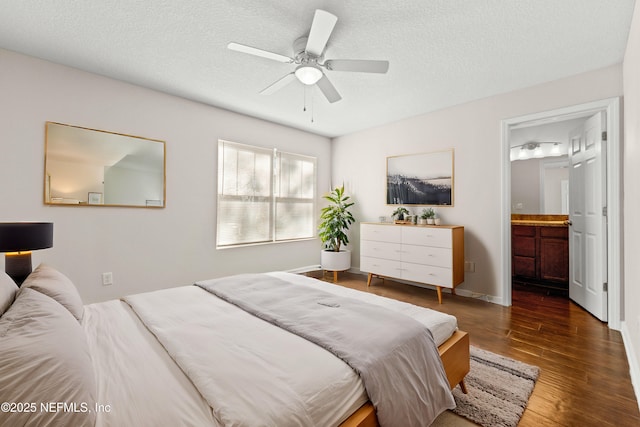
<box><xmin>387</xmin><ymin>149</ymin><xmax>454</xmax><ymax>206</ymax></box>
<box><xmin>391</xmin><ymin>206</ymin><xmax>410</xmax><ymax>223</ymax></box>
<box><xmin>88</xmin><ymin>192</ymin><xmax>103</xmax><ymax>205</ymax></box>
<box><xmin>423</xmin><ymin>207</ymin><xmax>436</xmax><ymax>224</ymax></box>
<box><xmin>434</xmin><ymin>217</ymin><xmax>442</xmax><ymax>226</ymax></box>
<box><xmin>418</xmin><ymin>209</ymin><xmax>429</xmax><ymax>225</ymax></box>
<box><xmin>378</xmin><ymin>216</ymin><xmax>387</xmax><ymax>223</ymax></box>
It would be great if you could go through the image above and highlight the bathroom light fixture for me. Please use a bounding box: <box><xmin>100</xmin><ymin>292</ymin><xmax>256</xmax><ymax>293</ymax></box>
<box><xmin>533</xmin><ymin>144</ymin><xmax>543</xmax><ymax>157</ymax></box>
<box><xmin>518</xmin><ymin>147</ymin><xmax>527</xmax><ymax>159</ymax></box>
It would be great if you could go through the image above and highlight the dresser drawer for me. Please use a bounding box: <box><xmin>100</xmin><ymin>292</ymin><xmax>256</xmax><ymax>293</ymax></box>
<box><xmin>361</xmin><ymin>224</ymin><xmax>401</xmax><ymax>243</ymax></box>
<box><xmin>361</xmin><ymin>256</ymin><xmax>401</xmax><ymax>277</ymax></box>
<box><xmin>361</xmin><ymin>241</ymin><xmax>402</xmax><ymax>261</ymax></box>
<box><xmin>401</xmin><ymin>226</ymin><xmax>452</xmax><ymax>248</ymax></box>
<box><xmin>401</xmin><ymin>263</ymin><xmax>452</xmax><ymax>287</ymax></box>
<box><xmin>401</xmin><ymin>244</ymin><xmax>452</xmax><ymax>268</ymax></box>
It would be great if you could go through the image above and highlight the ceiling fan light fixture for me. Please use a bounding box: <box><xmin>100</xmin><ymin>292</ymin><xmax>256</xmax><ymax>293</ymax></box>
<box><xmin>295</xmin><ymin>65</ymin><xmax>322</xmax><ymax>85</ymax></box>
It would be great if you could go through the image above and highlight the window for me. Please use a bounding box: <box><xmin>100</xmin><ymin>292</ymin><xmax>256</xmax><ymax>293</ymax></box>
<box><xmin>217</xmin><ymin>140</ymin><xmax>316</xmax><ymax>247</ymax></box>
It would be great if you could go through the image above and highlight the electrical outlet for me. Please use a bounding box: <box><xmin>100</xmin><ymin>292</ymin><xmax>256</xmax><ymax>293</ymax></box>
<box><xmin>464</xmin><ymin>261</ymin><xmax>475</xmax><ymax>273</ymax></box>
<box><xmin>102</xmin><ymin>272</ymin><xmax>113</xmax><ymax>286</ymax></box>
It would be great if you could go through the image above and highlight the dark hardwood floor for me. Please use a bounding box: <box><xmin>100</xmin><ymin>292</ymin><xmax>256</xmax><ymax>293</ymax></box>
<box><xmin>307</xmin><ymin>271</ymin><xmax>640</xmax><ymax>427</ymax></box>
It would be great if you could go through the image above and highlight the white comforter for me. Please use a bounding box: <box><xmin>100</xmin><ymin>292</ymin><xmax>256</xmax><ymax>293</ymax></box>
<box><xmin>83</xmin><ymin>272</ymin><xmax>458</xmax><ymax>427</ymax></box>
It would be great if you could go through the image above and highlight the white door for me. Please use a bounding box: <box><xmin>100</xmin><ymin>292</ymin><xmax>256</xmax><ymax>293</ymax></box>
<box><xmin>568</xmin><ymin>112</ymin><xmax>607</xmax><ymax>321</ymax></box>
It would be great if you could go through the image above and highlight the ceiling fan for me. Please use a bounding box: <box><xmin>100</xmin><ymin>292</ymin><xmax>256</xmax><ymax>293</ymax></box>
<box><xmin>228</xmin><ymin>9</ymin><xmax>389</xmax><ymax>103</ymax></box>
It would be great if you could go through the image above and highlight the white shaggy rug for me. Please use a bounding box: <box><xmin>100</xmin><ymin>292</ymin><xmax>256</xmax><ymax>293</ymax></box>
<box><xmin>444</xmin><ymin>346</ymin><xmax>540</xmax><ymax>427</ymax></box>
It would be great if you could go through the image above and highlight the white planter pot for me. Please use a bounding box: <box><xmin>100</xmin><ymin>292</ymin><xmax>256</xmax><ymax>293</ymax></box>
<box><xmin>418</xmin><ymin>218</ymin><xmax>428</xmax><ymax>225</ymax></box>
<box><xmin>321</xmin><ymin>250</ymin><xmax>351</xmax><ymax>271</ymax></box>
<box><xmin>427</xmin><ymin>218</ymin><xmax>435</xmax><ymax>224</ymax></box>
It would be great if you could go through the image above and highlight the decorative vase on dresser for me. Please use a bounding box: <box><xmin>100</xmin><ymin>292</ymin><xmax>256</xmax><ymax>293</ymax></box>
<box><xmin>360</xmin><ymin>222</ymin><xmax>465</xmax><ymax>303</ymax></box>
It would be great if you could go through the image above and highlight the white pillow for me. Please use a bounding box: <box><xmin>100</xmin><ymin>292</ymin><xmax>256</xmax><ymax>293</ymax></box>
<box><xmin>0</xmin><ymin>288</ymin><xmax>96</xmax><ymax>427</ymax></box>
<box><xmin>0</xmin><ymin>270</ymin><xmax>18</xmax><ymax>316</ymax></box>
<box><xmin>21</xmin><ymin>263</ymin><xmax>84</xmax><ymax>321</ymax></box>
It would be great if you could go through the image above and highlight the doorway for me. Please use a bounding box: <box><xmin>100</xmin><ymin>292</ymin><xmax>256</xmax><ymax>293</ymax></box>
<box><xmin>501</xmin><ymin>97</ymin><xmax>622</xmax><ymax>330</ymax></box>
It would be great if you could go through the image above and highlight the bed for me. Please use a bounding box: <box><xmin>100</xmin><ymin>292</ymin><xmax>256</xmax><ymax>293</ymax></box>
<box><xmin>0</xmin><ymin>264</ymin><xmax>469</xmax><ymax>427</ymax></box>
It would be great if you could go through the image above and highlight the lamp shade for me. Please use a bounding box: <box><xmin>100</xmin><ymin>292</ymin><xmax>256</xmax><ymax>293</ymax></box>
<box><xmin>0</xmin><ymin>222</ymin><xmax>54</xmax><ymax>252</ymax></box>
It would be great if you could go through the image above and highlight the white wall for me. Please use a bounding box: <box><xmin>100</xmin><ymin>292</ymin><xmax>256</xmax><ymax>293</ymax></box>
<box><xmin>0</xmin><ymin>48</ymin><xmax>331</xmax><ymax>303</ymax></box>
<box><xmin>623</xmin><ymin>1</ymin><xmax>640</xmax><ymax>407</ymax></box>
<box><xmin>332</xmin><ymin>65</ymin><xmax>622</xmax><ymax>301</ymax></box>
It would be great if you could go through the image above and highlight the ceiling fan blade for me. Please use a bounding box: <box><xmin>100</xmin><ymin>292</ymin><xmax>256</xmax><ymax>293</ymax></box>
<box><xmin>305</xmin><ymin>10</ymin><xmax>337</xmax><ymax>56</ymax></box>
<box><xmin>260</xmin><ymin>73</ymin><xmax>297</xmax><ymax>95</ymax></box>
<box><xmin>324</xmin><ymin>59</ymin><xmax>389</xmax><ymax>74</ymax></box>
<box><xmin>228</xmin><ymin>42</ymin><xmax>293</xmax><ymax>63</ymax></box>
<box><xmin>316</xmin><ymin>74</ymin><xmax>342</xmax><ymax>103</ymax></box>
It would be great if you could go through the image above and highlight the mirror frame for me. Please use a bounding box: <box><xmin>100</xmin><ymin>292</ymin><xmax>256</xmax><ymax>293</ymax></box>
<box><xmin>44</xmin><ymin>122</ymin><xmax>166</xmax><ymax>208</ymax></box>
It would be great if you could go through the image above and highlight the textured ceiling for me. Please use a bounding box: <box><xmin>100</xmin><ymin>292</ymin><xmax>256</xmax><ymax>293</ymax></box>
<box><xmin>0</xmin><ymin>1</ymin><xmax>635</xmax><ymax>137</ymax></box>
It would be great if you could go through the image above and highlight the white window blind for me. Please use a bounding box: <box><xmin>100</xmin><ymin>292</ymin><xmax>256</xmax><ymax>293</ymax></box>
<box><xmin>217</xmin><ymin>140</ymin><xmax>316</xmax><ymax>247</ymax></box>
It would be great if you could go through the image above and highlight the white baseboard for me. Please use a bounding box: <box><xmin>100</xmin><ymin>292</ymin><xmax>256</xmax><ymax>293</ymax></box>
<box><xmin>621</xmin><ymin>321</ymin><xmax>640</xmax><ymax>412</ymax></box>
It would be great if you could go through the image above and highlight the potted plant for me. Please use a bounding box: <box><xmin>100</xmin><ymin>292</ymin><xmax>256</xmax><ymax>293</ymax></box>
<box><xmin>425</xmin><ymin>207</ymin><xmax>436</xmax><ymax>224</ymax></box>
<box><xmin>319</xmin><ymin>185</ymin><xmax>355</xmax><ymax>274</ymax></box>
<box><xmin>392</xmin><ymin>206</ymin><xmax>410</xmax><ymax>223</ymax></box>
<box><xmin>418</xmin><ymin>209</ymin><xmax>429</xmax><ymax>225</ymax></box>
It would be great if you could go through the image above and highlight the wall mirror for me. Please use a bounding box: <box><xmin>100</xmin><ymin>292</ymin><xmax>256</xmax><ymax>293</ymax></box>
<box><xmin>44</xmin><ymin>122</ymin><xmax>165</xmax><ymax>208</ymax></box>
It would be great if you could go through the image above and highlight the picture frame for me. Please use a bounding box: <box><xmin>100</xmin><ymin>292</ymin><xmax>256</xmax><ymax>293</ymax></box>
<box><xmin>88</xmin><ymin>192</ymin><xmax>103</xmax><ymax>205</ymax></box>
<box><xmin>387</xmin><ymin>149</ymin><xmax>454</xmax><ymax>206</ymax></box>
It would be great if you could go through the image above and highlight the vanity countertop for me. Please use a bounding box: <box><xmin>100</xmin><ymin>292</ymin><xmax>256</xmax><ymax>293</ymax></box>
<box><xmin>511</xmin><ymin>214</ymin><xmax>569</xmax><ymax>227</ymax></box>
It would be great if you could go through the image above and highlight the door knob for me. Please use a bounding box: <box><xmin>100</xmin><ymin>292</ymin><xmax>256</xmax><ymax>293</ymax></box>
<box><xmin>565</xmin><ymin>220</ymin><xmax>573</xmax><ymax>226</ymax></box>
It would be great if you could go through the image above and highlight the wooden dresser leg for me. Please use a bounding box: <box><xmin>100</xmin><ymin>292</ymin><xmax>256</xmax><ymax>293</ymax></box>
<box><xmin>367</xmin><ymin>273</ymin><xmax>372</xmax><ymax>287</ymax></box>
<box><xmin>333</xmin><ymin>271</ymin><xmax>338</xmax><ymax>283</ymax></box>
<box><xmin>459</xmin><ymin>379</ymin><xmax>468</xmax><ymax>394</ymax></box>
<box><xmin>451</xmin><ymin>287</ymin><xmax>457</xmax><ymax>296</ymax></box>
<box><xmin>436</xmin><ymin>286</ymin><xmax>443</xmax><ymax>304</ymax></box>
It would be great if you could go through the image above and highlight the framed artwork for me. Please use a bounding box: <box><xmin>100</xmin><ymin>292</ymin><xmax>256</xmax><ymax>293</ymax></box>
<box><xmin>88</xmin><ymin>192</ymin><xmax>103</xmax><ymax>205</ymax></box>
<box><xmin>387</xmin><ymin>149</ymin><xmax>454</xmax><ymax>206</ymax></box>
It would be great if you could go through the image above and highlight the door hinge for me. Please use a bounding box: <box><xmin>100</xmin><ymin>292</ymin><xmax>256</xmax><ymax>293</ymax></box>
<box><xmin>602</xmin><ymin>131</ymin><xmax>608</xmax><ymax>141</ymax></box>
<box><xmin>603</xmin><ymin>282</ymin><xmax>608</xmax><ymax>292</ymax></box>
<box><xmin>602</xmin><ymin>206</ymin><xmax>608</xmax><ymax>217</ymax></box>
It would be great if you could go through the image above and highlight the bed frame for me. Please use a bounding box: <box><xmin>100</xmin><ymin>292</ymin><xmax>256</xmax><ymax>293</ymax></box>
<box><xmin>339</xmin><ymin>330</ymin><xmax>470</xmax><ymax>427</ymax></box>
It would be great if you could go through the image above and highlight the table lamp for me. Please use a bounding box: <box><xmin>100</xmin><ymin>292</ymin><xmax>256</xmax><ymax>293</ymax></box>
<box><xmin>0</xmin><ymin>222</ymin><xmax>54</xmax><ymax>286</ymax></box>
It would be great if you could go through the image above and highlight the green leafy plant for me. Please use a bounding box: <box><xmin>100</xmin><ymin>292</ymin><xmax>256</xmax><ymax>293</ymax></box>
<box><xmin>318</xmin><ymin>185</ymin><xmax>355</xmax><ymax>252</ymax></box>
<box><xmin>392</xmin><ymin>206</ymin><xmax>409</xmax><ymax>220</ymax></box>
<box><xmin>422</xmin><ymin>207</ymin><xmax>435</xmax><ymax>219</ymax></box>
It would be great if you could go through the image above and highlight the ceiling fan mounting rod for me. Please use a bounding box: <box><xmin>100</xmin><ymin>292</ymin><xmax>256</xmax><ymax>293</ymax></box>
<box><xmin>293</xmin><ymin>36</ymin><xmax>323</xmax><ymax>66</ymax></box>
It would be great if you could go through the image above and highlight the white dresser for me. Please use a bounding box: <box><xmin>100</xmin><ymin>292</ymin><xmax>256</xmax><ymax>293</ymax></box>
<box><xmin>360</xmin><ymin>222</ymin><xmax>464</xmax><ymax>303</ymax></box>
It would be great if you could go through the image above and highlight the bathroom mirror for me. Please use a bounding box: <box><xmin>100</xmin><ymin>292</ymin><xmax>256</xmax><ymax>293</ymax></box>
<box><xmin>44</xmin><ymin>122</ymin><xmax>165</xmax><ymax>207</ymax></box>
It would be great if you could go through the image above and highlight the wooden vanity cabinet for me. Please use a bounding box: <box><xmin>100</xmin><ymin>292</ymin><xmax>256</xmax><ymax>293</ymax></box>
<box><xmin>512</xmin><ymin>224</ymin><xmax>568</xmax><ymax>289</ymax></box>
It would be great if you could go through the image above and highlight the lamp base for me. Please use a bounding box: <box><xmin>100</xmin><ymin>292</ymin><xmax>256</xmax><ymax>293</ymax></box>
<box><xmin>5</xmin><ymin>252</ymin><xmax>32</xmax><ymax>286</ymax></box>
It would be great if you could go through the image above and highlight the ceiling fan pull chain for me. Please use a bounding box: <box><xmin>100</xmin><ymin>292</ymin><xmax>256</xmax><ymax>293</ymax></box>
<box><xmin>303</xmin><ymin>86</ymin><xmax>307</xmax><ymax>112</ymax></box>
<box><xmin>311</xmin><ymin>89</ymin><xmax>315</xmax><ymax>123</ymax></box>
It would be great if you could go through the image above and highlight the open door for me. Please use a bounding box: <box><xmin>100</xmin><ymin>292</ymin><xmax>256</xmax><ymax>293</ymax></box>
<box><xmin>568</xmin><ymin>112</ymin><xmax>607</xmax><ymax>321</ymax></box>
